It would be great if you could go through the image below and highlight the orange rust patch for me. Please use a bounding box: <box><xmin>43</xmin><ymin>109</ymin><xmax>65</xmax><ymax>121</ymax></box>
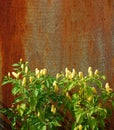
<box><xmin>47</xmin><ymin>0</ymin><xmax>52</xmax><ymax>6</ymax></box>
<box><xmin>0</xmin><ymin>0</ymin><xmax>26</xmax><ymax>107</ymax></box>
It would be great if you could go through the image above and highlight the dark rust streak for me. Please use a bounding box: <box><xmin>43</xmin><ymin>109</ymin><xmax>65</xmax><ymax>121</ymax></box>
<box><xmin>0</xmin><ymin>0</ymin><xmax>26</xmax><ymax>107</ymax></box>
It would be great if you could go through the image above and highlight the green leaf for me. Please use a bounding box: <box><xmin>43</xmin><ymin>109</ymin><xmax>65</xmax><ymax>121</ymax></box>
<box><xmin>98</xmin><ymin>108</ymin><xmax>107</xmax><ymax>119</ymax></box>
<box><xmin>112</xmin><ymin>100</ymin><xmax>114</xmax><ymax>108</ymax></box>
<box><xmin>84</xmin><ymin>125</ymin><xmax>89</xmax><ymax>130</ymax></box>
<box><xmin>12</xmin><ymin>86</ymin><xmax>20</xmax><ymax>95</ymax></box>
<box><xmin>14</xmin><ymin>96</ymin><xmax>25</xmax><ymax>103</ymax></box>
<box><xmin>34</xmin><ymin>89</ymin><xmax>38</xmax><ymax>97</ymax></box>
<box><xmin>75</xmin><ymin>111</ymin><xmax>85</xmax><ymax>124</ymax></box>
<box><xmin>89</xmin><ymin>117</ymin><xmax>97</xmax><ymax>130</ymax></box>
<box><xmin>46</xmin><ymin>80</ymin><xmax>50</xmax><ymax>88</ymax></box>
<box><xmin>2</xmin><ymin>80</ymin><xmax>12</xmax><ymax>86</ymax></box>
<box><xmin>96</xmin><ymin>80</ymin><xmax>102</xmax><ymax>89</ymax></box>
<box><xmin>102</xmin><ymin>75</ymin><xmax>106</xmax><ymax>80</ymax></box>
<box><xmin>12</xmin><ymin>63</ymin><xmax>20</xmax><ymax>67</ymax></box>
<box><xmin>41</xmin><ymin>125</ymin><xmax>46</xmax><ymax>130</ymax></box>
<box><xmin>67</xmin><ymin>81</ymin><xmax>76</xmax><ymax>91</ymax></box>
<box><xmin>52</xmin><ymin>120</ymin><xmax>61</xmax><ymax>127</ymax></box>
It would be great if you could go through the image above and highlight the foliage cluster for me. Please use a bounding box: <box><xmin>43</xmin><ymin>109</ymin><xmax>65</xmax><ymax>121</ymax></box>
<box><xmin>1</xmin><ymin>59</ymin><xmax>114</xmax><ymax>130</ymax></box>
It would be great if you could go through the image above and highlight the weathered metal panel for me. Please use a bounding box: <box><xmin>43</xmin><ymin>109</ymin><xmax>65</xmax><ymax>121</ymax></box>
<box><xmin>0</xmin><ymin>0</ymin><xmax>114</xmax><ymax>128</ymax></box>
<box><xmin>0</xmin><ymin>0</ymin><xmax>26</xmax><ymax>107</ymax></box>
<box><xmin>24</xmin><ymin>0</ymin><xmax>114</xmax><ymax>83</ymax></box>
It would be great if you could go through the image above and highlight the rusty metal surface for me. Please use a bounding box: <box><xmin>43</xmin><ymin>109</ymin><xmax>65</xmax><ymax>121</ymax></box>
<box><xmin>0</xmin><ymin>0</ymin><xmax>114</xmax><ymax>128</ymax></box>
<box><xmin>0</xmin><ymin>0</ymin><xmax>26</xmax><ymax>107</ymax></box>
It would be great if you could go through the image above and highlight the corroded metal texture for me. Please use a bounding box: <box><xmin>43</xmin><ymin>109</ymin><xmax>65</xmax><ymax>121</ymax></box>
<box><xmin>24</xmin><ymin>0</ymin><xmax>114</xmax><ymax>84</ymax></box>
<box><xmin>0</xmin><ymin>0</ymin><xmax>26</xmax><ymax>107</ymax></box>
<box><xmin>0</xmin><ymin>0</ymin><xmax>114</xmax><ymax>128</ymax></box>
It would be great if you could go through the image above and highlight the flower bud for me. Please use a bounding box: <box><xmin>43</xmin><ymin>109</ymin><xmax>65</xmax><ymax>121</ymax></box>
<box><xmin>53</xmin><ymin>81</ymin><xmax>57</xmax><ymax>86</ymax></box>
<box><xmin>29</xmin><ymin>76</ymin><xmax>34</xmax><ymax>83</ymax></box>
<box><xmin>54</xmin><ymin>85</ymin><xmax>59</xmax><ymax>93</ymax></box>
<box><xmin>88</xmin><ymin>96</ymin><xmax>93</xmax><ymax>102</ymax></box>
<box><xmin>17</xmin><ymin>104</ymin><xmax>20</xmax><ymax>109</ymax></box>
<box><xmin>65</xmin><ymin>72</ymin><xmax>69</xmax><ymax>78</ymax></box>
<box><xmin>35</xmin><ymin>68</ymin><xmax>39</xmax><ymax>75</ymax></box>
<box><xmin>20</xmin><ymin>103</ymin><xmax>26</xmax><ymax>110</ymax></box>
<box><xmin>56</xmin><ymin>73</ymin><xmax>60</xmax><ymax>79</ymax></box>
<box><xmin>53</xmin><ymin>81</ymin><xmax>59</xmax><ymax>92</ymax></box>
<box><xmin>78</xmin><ymin>72</ymin><xmax>83</xmax><ymax>78</ymax></box>
<box><xmin>92</xmin><ymin>87</ymin><xmax>97</xmax><ymax>94</ymax></box>
<box><xmin>65</xmin><ymin>68</ymin><xmax>71</xmax><ymax>75</ymax></box>
<box><xmin>51</xmin><ymin>105</ymin><xmax>56</xmax><ymax>114</ymax></box>
<box><xmin>72</xmin><ymin>68</ymin><xmax>76</xmax><ymax>77</ymax></box>
<box><xmin>89</xmin><ymin>71</ymin><xmax>93</xmax><ymax>77</ymax></box>
<box><xmin>21</xmin><ymin>64</ymin><xmax>24</xmax><ymax>70</ymax></box>
<box><xmin>105</xmin><ymin>83</ymin><xmax>112</xmax><ymax>93</ymax></box>
<box><xmin>88</xmin><ymin>66</ymin><xmax>92</xmax><ymax>73</ymax></box>
<box><xmin>66</xmin><ymin>92</ymin><xmax>71</xmax><ymax>99</ymax></box>
<box><xmin>22</xmin><ymin>77</ymin><xmax>26</xmax><ymax>86</ymax></box>
<box><xmin>98</xmin><ymin>103</ymin><xmax>102</xmax><ymax>107</ymax></box>
<box><xmin>25</xmin><ymin>66</ymin><xmax>28</xmax><ymax>73</ymax></box>
<box><xmin>41</xmin><ymin>84</ymin><xmax>45</xmax><ymax>89</ymax></box>
<box><xmin>94</xmin><ymin>69</ymin><xmax>98</xmax><ymax>75</ymax></box>
<box><xmin>70</xmin><ymin>73</ymin><xmax>75</xmax><ymax>79</ymax></box>
<box><xmin>88</xmin><ymin>67</ymin><xmax>93</xmax><ymax>77</ymax></box>
<box><xmin>65</xmin><ymin>67</ymin><xmax>68</xmax><ymax>73</ymax></box>
<box><xmin>11</xmin><ymin>104</ymin><xmax>14</xmax><ymax>108</ymax></box>
<box><xmin>78</xmin><ymin>124</ymin><xmax>83</xmax><ymax>130</ymax></box>
<box><xmin>42</xmin><ymin>68</ymin><xmax>47</xmax><ymax>75</ymax></box>
<box><xmin>37</xmin><ymin>112</ymin><xmax>40</xmax><ymax>117</ymax></box>
<box><xmin>8</xmin><ymin>72</ymin><xmax>11</xmax><ymax>78</ymax></box>
<box><xmin>105</xmin><ymin>83</ymin><xmax>110</xmax><ymax>90</ymax></box>
<box><xmin>73</xmin><ymin>68</ymin><xmax>76</xmax><ymax>74</ymax></box>
<box><xmin>12</xmin><ymin>72</ymin><xmax>20</xmax><ymax>79</ymax></box>
<box><xmin>25</xmin><ymin>61</ymin><xmax>28</xmax><ymax>65</ymax></box>
<box><xmin>20</xmin><ymin>58</ymin><xmax>22</xmax><ymax>62</ymax></box>
<box><xmin>36</xmin><ymin>74</ymin><xmax>40</xmax><ymax>78</ymax></box>
<box><xmin>53</xmin><ymin>107</ymin><xmax>56</xmax><ymax>114</ymax></box>
<box><xmin>40</xmin><ymin>69</ymin><xmax>43</xmax><ymax>75</ymax></box>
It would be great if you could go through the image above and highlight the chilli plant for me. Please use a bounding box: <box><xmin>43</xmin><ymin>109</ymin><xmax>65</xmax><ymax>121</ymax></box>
<box><xmin>1</xmin><ymin>59</ymin><xmax>114</xmax><ymax>130</ymax></box>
